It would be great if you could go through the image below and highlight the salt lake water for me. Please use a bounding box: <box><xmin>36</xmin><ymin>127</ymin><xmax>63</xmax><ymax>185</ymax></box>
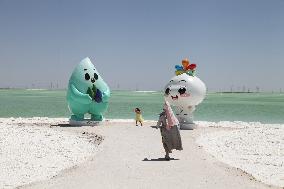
<box><xmin>0</xmin><ymin>89</ymin><xmax>284</xmax><ymax>124</ymax></box>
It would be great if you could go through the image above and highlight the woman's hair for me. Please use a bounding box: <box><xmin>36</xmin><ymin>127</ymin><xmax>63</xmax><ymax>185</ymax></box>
<box><xmin>135</xmin><ymin>108</ymin><xmax>141</xmax><ymax>112</ymax></box>
<box><xmin>159</xmin><ymin>110</ymin><xmax>165</xmax><ymax>117</ymax></box>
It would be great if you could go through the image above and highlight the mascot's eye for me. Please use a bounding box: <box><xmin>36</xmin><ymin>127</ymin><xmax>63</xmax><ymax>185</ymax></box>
<box><xmin>85</xmin><ymin>73</ymin><xmax>90</xmax><ymax>80</ymax></box>
<box><xmin>94</xmin><ymin>73</ymin><xmax>98</xmax><ymax>80</ymax></box>
<box><xmin>178</xmin><ymin>87</ymin><xmax>186</xmax><ymax>95</ymax></box>
<box><xmin>165</xmin><ymin>88</ymin><xmax>170</xmax><ymax>95</ymax></box>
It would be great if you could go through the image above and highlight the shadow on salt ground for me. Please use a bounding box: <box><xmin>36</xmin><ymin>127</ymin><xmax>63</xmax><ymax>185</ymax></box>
<box><xmin>150</xmin><ymin>126</ymin><xmax>159</xmax><ymax>129</ymax></box>
<box><xmin>143</xmin><ymin>158</ymin><xmax>179</xmax><ymax>161</ymax></box>
<box><xmin>50</xmin><ymin>124</ymin><xmax>82</xmax><ymax>127</ymax></box>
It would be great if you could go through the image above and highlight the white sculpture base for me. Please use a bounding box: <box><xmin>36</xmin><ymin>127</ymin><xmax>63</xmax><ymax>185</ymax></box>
<box><xmin>176</xmin><ymin>106</ymin><xmax>197</xmax><ymax>130</ymax></box>
<box><xmin>180</xmin><ymin>123</ymin><xmax>196</xmax><ymax>130</ymax></box>
<box><xmin>69</xmin><ymin>119</ymin><xmax>102</xmax><ymax>126</ymax></box>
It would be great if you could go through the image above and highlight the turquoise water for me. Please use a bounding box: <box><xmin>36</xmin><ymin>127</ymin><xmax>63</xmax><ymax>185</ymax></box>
<box><xmin>0</xmin><ymin>89</ymin><xmax>284</xmax><ymax>123</ymax></box>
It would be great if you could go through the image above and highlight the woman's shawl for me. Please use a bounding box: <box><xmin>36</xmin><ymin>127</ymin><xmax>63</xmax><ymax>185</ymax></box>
<box><xmin>164</xmin><ymin>101</ymin><xmax>179</xmax><ymax>130</ymax></box>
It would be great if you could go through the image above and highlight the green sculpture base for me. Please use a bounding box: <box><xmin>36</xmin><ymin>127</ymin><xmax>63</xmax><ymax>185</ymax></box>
<box><xmin>69</xmin><ymin>119</ymin><xmax>103</xmax><ymax>126</ymax></box>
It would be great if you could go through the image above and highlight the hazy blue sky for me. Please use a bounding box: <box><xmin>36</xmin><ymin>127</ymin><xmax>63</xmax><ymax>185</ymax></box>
<box><xmin>0</xmin><ymin>0</ymin><xmax>283</xmax><ymax>91</ymax></box>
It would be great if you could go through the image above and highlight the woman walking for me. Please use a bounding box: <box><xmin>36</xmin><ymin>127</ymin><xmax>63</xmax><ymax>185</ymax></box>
<box><xmin>156</xmin><ymin>101</ymin><xmax>183</xmax><ymax>160</ymax></box>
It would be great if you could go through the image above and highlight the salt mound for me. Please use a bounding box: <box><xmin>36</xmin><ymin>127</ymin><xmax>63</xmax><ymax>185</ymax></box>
<box><xmin>197</xmin><ymin>122</ymin><xmax>284</xmax><ymax>187</ymax></box>
<box><xmin>0</xmin><ymin>118</ymin><xmax>98</xmax><ymax>189</ymax></box>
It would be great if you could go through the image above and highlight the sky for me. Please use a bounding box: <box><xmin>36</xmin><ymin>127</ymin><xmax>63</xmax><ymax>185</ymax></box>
<box><xmin>0</xmin><ymin>0</ymin><xmax>283</xmax><ymax>92</ymax></box>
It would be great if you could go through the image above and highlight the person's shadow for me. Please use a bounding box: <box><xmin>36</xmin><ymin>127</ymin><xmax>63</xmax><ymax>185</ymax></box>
<box><xmin>142</xmin><ymin>158</ymin><xmax>179</xmax><ymax>161</ymax></box>
<box><xmin>150</xmin><ymin>126</ymin><xmax>159</xmax><ymax>129</ymax></box>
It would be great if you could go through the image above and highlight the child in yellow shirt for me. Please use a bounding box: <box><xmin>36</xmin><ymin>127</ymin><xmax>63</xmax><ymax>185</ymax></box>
<box><xmin>134</xmin><ymin>108</ymin><xmax>144</xmax><ymax>126</ymax></box>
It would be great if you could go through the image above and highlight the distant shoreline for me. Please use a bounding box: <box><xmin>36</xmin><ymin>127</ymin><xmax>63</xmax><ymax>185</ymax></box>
<box><xmin>217</xmin><ymin>91</ymin><xmax>255</xmax><ymax>94</ymax></box>
<box><xmin>0</xmin><ymin>87</ymin><xmax>284</xmax><ymax>94</ymax></box>
<box><xmin>1</xmin><ymin>88</ymin><xmax>283</xmax><ymax>94</ymax></box>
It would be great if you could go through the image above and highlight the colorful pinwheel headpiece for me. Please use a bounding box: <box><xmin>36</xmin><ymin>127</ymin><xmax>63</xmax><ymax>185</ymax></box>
<box><xmin>175</xmin><ymin>58</ymin><xmax>196</xmax><ymax>76</ymax></box>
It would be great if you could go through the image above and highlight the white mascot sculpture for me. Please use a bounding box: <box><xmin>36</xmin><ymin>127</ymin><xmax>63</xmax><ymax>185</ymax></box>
<box><xmin>164</xmin><ymin>59</ymin><xmax>206</xmax><ymax>130</ymax></box>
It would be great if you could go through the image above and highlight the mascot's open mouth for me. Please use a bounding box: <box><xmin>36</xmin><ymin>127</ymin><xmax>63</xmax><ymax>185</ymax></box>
<box><xmin>171</xmin><ymin>95</ymin><xmax>178</xmax><ymax>100</ymax></box>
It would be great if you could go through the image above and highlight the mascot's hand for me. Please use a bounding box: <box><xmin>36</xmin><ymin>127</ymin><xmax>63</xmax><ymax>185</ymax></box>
<box><xmin>77</xmin><ymin>93</ymin><xmax>92</xmax><ymax>104</ymax></box>
<box><xmin>187</xmin><ymin>106</ymin><xmax>196</xmax><ymax>113</ymax></box>
<box><xmin>85</xmin><ymin>94</ymin><xmax>93</xmax><ymax>102</ymax></box>
<box><xmin>70</xmin><ymin>84</ymin><xmax>93</xmax><ymax>104</ymax></box>
<box><xmin>102</xmin><ymin>91</ymin><xmax>110</xmax><ymax>103</ymax></box>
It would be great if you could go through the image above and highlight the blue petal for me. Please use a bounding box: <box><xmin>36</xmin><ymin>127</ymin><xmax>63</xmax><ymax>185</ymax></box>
<box><xmin>175</xmin><ymin>65</ymin><xmax>183</xmax><ymax>70</ymax></box>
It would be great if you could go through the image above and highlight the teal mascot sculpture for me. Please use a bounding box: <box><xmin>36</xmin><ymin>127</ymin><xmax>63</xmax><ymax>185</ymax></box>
<box><xmin>67</xmin><ymin>57</ymin><xmax>110</xmax><ymax>123</ymax></box>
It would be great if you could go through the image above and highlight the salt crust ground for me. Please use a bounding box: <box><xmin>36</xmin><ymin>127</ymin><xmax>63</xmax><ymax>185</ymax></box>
<box><xmin>0</xmin><ymin>117</ymin><xmax>100</xmax><ymax>189</ymax></box>
<box><xmin>0</xmin><ymin>118</ymin><xmax>283</xmax><ymax>189</ymax></box>
<box><xmin>196</xmin><ymin>121</ymin><xmax>284</xmax><ymax>187</ymax></box>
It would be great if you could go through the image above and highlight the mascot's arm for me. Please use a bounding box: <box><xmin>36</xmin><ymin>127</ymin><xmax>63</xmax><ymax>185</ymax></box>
<box><xmin>102</xmin><ymin>87</ymin><xmax>110</xmax><ymax>102</ymax></box>
<box><xmin>69</xmin><ymin>84</ymin><xmax>92</xmax><ymax>104</ymax></box>
<box><xmin>175</xmin><ymin>106</ymin><xmax>183</xmax><ymax>116</ymax></box>
<box><xmin>188</xmin><ymin>106</ymin><xmax>196</xmax><ymax>113</ymax></box>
